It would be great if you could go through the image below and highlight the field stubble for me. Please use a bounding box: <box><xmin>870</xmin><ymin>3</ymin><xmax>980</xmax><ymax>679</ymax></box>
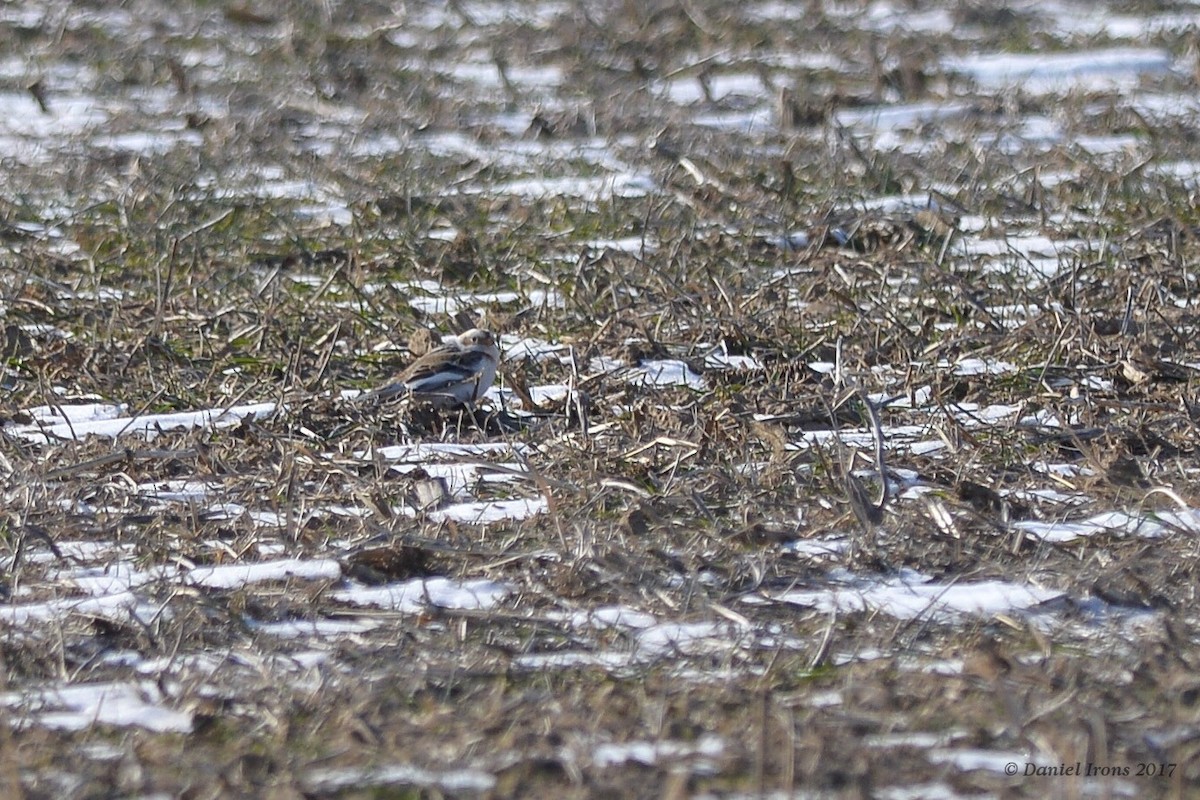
<box><xmin>0</xmin><ymin>0</ymin><xmax>1199</xmax><ymax>798</ymax></box>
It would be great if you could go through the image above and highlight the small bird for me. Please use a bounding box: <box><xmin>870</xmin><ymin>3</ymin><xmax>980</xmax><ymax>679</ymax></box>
<box><xmin>357</xmin><ymin>328</ymin><xmax>500</xmax><ymax>409</ymax></box>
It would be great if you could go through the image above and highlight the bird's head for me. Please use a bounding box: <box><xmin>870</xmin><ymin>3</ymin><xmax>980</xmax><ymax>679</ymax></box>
<box><xmin>459</xmin><ymin>329</ymin><xmax>497</xmax><ymax>350</ymax></box>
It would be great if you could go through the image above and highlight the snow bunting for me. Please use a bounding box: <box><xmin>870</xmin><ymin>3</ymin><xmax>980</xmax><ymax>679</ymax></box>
<box><xmin>358</xmin><ymin>328</ymin><xmax>500</xmax><ymax>409</ymax></box>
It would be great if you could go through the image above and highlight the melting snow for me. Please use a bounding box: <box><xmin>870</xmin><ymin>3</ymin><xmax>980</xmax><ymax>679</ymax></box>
<box><xmin>581</xmin><ymin>236</ymin><xmax>657</xmax><ymax>255</ymax></box>
<box><xmin>251</xmin><ymin>618</ymin><xmax>379</xmax><ymax>639</ymax></box>
<box><xmin>429</xmin><ymin>496</ymin><xmax>548</xmax><ymax>523</ymax></box>
<box><xmin>2</xmin><ymin>681</ymin><xmax>192</xmax><ymax>733</ymax></box>
<box><xmin>136</xmin><ymin>480</ymin><xmax>219</xmax><ymax>502</ymax></box>
<box><xmin>332</xmin><ymin>577</ymin><xmax>510</xmax><ymax>612</ymax></box>
<box><xmin>571</xmin><ymin>605</ymin><xmax>659</xmax><ymax>631</ymax></box>
<box><xmin>703</xmin><ymin>349</ymin><xmax>764</xmax><ymax>371</ymax></box>
<box><xmin>0</xmin><ymin>590</ymin><xmax>155</xmax><ymax>627</ymax></box>
<box><xmin>751</xmin><ymin>569</ymin><xmax>1062</xmax><ymax>623</ymax></box>
<box><xmin>502</xmin><ymin>335</ymin><xmax>571</xmax><ymax>361</ymax></box>
<box><xmin>927</xmin><ymin>748</ymin><xmax>1033</xmax><ymax>774</ymax></box>
<box><xmin>304</xmin><ymin>763</ymin><xmax>496</xmax><ymax>794</ymax></box>
<box><xmin>631</xmin><ymin>360</ymin><xmax>706</xmax><ymax>389</ymax></box>
<box><xmin>592</xmin><ymin>734</ymin><xmax>725</xmax><ymax>770</ymax></box>
<box><xmin>635</xmin><ymin>621</ymin><xmax>742</xmax><ymax>657</ymax></box>
<box><xmin>943</xmin><ymin>47</ymin><xmax>1173</xmax><ymax>93</ymax></box>
<box><xmin>10</xmin><ymin>401</ymin><xmax>277</xmax><ymax>443</ymax></box>
<box><xmin>946</xmin><ymin>357</ymin><xmax>1017</xmax><ymax>377</ymax></box>
<box><xmin>59</xmin><ymin>557</ymin><xmax>342</xmax><ymax>596</ymax></box>
<box><xmin>455</xmin><ymin>172</ymin><xmax>658</xmax><ymax>201</ymax></box>
<box><xmin>1014</xmin><ymin>508</ymin><xmax>1200</xmax><ymax>542</ymax></box>
<box><xmin>359</xmin><ymin>442</ymin><xmax>530</xmax><ymax>462</ymax></box>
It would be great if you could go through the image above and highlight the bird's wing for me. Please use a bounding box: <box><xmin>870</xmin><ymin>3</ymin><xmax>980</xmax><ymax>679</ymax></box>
<box><xmin>403</xmin><ymin>348</ymin><xmax>491</xmax><ymax>393</ymax></box>
<box><xmin>354</xmin><ymin>344</ymin><xmax>461</xmax><ymax>404</ymax></box>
